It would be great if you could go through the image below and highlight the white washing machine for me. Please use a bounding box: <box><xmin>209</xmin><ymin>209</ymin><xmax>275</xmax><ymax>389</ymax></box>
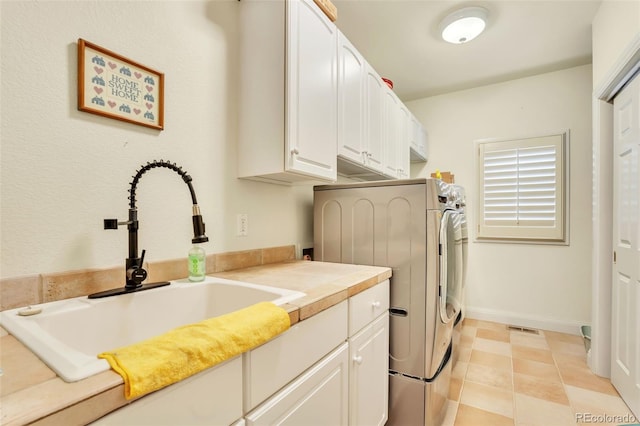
<box><xmin>450</xmin><ymin>184</ymin><xmax>468</xmax><ymax>369</ymax></box>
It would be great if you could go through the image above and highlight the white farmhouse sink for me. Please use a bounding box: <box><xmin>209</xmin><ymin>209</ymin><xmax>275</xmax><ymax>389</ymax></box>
<box><xmin>0</xmin><ymin>277</ymin><xmax>305</xmax><ymax>382</ymax></box>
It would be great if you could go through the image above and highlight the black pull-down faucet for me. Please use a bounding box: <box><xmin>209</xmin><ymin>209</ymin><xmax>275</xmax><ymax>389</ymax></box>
<box><xmin>89</xmin><ymin>160</ymin><xmax>209</xmax><ymax>299</ymax></box>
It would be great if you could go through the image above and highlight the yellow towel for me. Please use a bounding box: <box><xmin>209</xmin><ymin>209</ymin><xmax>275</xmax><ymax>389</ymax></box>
<box><xmin>98</xmin><ymin>301</ymin><xmax>290</xmax><ymax>400</ymax></box>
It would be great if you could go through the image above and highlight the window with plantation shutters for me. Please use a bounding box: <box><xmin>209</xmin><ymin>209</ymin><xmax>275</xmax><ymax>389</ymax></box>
<box><xmin>476</xmin><ymin>132</ymin><xmax>568</xmax><ymax>243</ymax></box>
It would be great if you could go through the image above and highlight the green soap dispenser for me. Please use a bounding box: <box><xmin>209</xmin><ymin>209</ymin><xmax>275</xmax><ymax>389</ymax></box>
<box><xmin>188</xmin><ymin>244</ymin><xmax>206</xmax><ymax>282</ymax></box>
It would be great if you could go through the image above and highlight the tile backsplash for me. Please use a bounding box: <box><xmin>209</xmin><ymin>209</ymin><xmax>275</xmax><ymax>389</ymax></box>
<box><xmin>0</xmin><ymin>245</ymin><xmax>296</xmax><ymax>311</ymax></box>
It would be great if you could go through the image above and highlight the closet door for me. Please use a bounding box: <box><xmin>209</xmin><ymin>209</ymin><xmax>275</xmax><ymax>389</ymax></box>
<box><xmin>611</xmin><ymin>70</ymin><xmax>640</xmax><ymax>419</ymax></box>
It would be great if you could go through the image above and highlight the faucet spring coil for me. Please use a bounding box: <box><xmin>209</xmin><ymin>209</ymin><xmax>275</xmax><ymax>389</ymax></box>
<box><xmin>128</xmin><ymin>160</ymin><xmax>197</xmax><ymax>208</ymax></box>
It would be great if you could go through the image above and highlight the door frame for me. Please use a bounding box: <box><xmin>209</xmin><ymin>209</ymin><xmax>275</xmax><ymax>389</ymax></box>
<box><xmin>591</xmin><ymin>33</ymin><xmax>640</xmax><ymax>377</ymax></box>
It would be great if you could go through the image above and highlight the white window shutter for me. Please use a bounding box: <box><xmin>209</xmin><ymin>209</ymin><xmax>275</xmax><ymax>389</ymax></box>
<box><xmin>477</xmin><ymin>133</ymin><xmax>568</xmax><ymax>243</ymax></box>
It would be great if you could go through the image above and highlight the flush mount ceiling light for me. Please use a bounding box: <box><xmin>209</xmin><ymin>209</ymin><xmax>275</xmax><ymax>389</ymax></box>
<box><xmin>440</xmin><ymin>6</ymin><xmax>488</xmax><ymax>44</ymax></box>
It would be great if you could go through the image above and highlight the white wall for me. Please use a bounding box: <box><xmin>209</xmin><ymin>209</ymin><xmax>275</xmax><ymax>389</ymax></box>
<box><xmin>592</xmin><ymin>0</ymin><xmax>640</xmax><ymax>88</ymax></box>
<box><xmin>0</xmin><ymin>1</ymin><xmax>314</xmax><ymax>279</ymax></box>
<box><xmin>408</xmin><ymin>65</ymin><xmax>593</xmax><ymax>333</ymax></box>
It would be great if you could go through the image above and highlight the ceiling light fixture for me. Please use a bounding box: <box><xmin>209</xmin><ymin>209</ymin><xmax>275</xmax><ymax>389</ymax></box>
<box><xmin>440</xmin><ymin>6</ymin><xmax>488</xmax><ymax>44</ymax></box>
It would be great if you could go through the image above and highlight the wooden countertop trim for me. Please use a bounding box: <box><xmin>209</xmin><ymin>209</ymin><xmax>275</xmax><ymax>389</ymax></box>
<box><xmin>1</xmin><ymin>371</ymin><xmax>124</xmax><ymax>426</ymax></box>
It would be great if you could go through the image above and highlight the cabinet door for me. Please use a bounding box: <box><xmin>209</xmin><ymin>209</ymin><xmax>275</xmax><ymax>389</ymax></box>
<box><xmin>383</xmin><ymin>88</ymin><xmax>399</xmax><ymax>177</ymax></box>
<box><xmin>419</xmin><ymin>125</ymin><xmax>429</xmax><ymax>161</ymax></box>
<box><xmin>244</xmin><ymin>300</ymin><xmax>348</xmax><ymax>411</ymax></box>
<box><xmin>410</xmin><ymin>115</ymin><xmax>428</xmax><ymax>162</ymax></box>
<box><xmin>337</xmin><ymin>32</ymin><xmax>365</xmax><ymax>165</ymax></box>
<box><xmin>397</xmin><ymin>104</ymin><xmax>410</xmax><ymax>178</ymax></box>
<box><xmin>286</xmin><ymin>0</ymin><xmax>337</xmax><ymax>181</ymax></box>
<box><xmin>349</xmin><ymin>313</ymin><xmax>389</xmax><ymax>426</ymax></box>
<box><xmin>365</xmin><ymin>63</ymin><xmax>385</xmax><ymax>174</ymax></box>
<box><xmin>246</xmin><ymin>343</ymin><xmax>349</xmax><ymax>426</ymax></box>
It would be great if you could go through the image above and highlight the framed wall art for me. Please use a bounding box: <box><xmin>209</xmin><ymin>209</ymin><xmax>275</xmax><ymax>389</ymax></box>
<box><xmin>77</xmin><ymin>38</ymin><xmax>164</xmax><ymax>130</ymax></box>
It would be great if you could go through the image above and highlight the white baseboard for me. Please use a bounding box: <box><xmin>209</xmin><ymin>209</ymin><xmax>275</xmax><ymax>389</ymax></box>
<box><xmin>465</xmin><ymin>306</ymin><xmax>585</xmax><ymax>336</ymax></box>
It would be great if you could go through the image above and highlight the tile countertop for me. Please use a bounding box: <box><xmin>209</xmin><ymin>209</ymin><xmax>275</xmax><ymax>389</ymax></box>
<box><xmin>0</xmin><ymin>260</ymin><xmax>391</xmax><ymax>426</ymax></box>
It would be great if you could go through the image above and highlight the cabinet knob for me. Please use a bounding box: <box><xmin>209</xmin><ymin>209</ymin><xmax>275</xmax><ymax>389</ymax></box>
<box><xmin>372</xmin><ymin>301</ymin><xmax>381</xmax><ymax>309</ymax></box>
<box><xmin>291</xmin><ymin>148</ymin><xmax>299</xmax><ymax>155</ymax></box>
<box><xmin>353</xmin><ymin>355</ymin><xmax>363</xmax><ymax>364</ymax></box>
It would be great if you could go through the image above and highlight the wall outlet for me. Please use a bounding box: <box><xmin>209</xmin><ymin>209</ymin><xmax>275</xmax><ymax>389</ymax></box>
<box><xmin>237</xmin><ymin>213</ymin><xmax>248</xmax><ymax>236</ymax></box>
<box><xmin>296</xmin><ymin>242</ymin><xmax>314</xmax><ymax>260</ymax></box>
<box><xmin>302</xmin><ymin>247</ymin><xmax>314</xmax><ymax>261</ymax></box>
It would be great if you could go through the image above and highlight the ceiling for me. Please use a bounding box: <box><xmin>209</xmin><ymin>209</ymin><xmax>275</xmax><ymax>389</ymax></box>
<box><xmin>331</xmin><ymin>0</ymin><xmax>602</xmax><ymax>101</ymax></box>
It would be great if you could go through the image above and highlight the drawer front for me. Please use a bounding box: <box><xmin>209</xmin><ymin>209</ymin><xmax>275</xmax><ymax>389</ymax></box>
<box><xmin>245</xmin><ymin>342</ymin><xmax>349</xmax><ymax>426</ymax></box>
<box><xmin>244</xmin><ymin>300</ymin><xmax>348</xmax><ymax>411</ymax></box>
<box><xmin>349</xmin><ymin>279</ymin><xmax>390</xmax><ymax>336</ymax></box>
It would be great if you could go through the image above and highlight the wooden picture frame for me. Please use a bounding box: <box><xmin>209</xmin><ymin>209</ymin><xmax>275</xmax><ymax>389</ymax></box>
<box><xmin>77</xmin><ymin>39</ymin><xmax>164</xmax><ymax>130</ymax></box>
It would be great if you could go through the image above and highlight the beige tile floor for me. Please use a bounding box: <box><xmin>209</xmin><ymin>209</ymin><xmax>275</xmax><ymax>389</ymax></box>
<box><xmin>443</xmin><ymin>318</ymin><xmax>638</xmax><ymax>426</ymax></box>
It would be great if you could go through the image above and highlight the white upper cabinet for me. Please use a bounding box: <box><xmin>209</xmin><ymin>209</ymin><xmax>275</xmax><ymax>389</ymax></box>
<box><xmin>382</xmin><ymin>88</ymin><xmax>411</xmax><ymax>179</ymax></box>
<box><xmin>383</xmin><ymin>87</ymin><xmax>400</xmax><ymax>177</ymax></box>
<box><xmin>336</xmin><ymin>33</ymin><xmax>387</xmax><ymax>179</ymax></box>
<box><xmin>238</xmin><ymin>0</ymin><xmax>337</xmax><ymax>184</ymax></box>
<box><xmin>364</xmin><ymin>63</ymin><xmax>386</xmax><ymax>174</ymax></box>
<box><xmin>238</xmin><ymin>0</ymin><xmax>425</xmax><ymax>184</ymax></box>
<box><xmin>337</xmin><ymin>32</ymin><xmax>365</xmax><ymax>165</ymax></box>
<box><xmin>397</xmin><ymin>103</ymin><xmax>410</xmax><ymax>179</ymax></box>
<box><xmin>410</xmin><ymin>115</ymin><xmax>429</xmax><ymax>162</ymax></box>
<box><xmin>286</xmin><ymin>0</ymin><xmax>338</xmax><ymax>180</ymax></box>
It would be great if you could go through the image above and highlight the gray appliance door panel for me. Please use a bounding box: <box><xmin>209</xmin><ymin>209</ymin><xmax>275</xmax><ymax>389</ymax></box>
<box><xmin>353</xmin><ymin>198</ymin><xmax>375</xmax><ymax>265</ymax></box>
<box><xmin>314</xmin><ymin>182</ymin><xmax>439</xmax><ymax>378</ymax></box>
<box><xmin>380</xmin><ymin>185</ymin><xmax>429</xmax><ymax>379</ymax></box>
<box><xmin>315</xmin><ymin>199</ymin><xmax>344</xmax><ymax>264</ymax></box>
<box><xmin>425</xmin><ymin>348</ymin><xmax>453</xmax><ymax>426</ymax></box>
<box><xmin>421</xmin><ymin>210</ymin><xmax>442</xmax><ymax>376</ymax></box>
<box><xmin>388</xmin><ymin>352</ymin><xmax>451</xmax><ymax>426</ymax></box>
<box><xmin>387</xmin><ymin>373</ymin><xmax>425</xmax><ymax>426</ymax></box>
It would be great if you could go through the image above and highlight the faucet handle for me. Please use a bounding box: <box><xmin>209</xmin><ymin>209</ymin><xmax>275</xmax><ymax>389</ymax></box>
<box><xmin>104</xmin><ymin>218</ymin><xmax>130</xmax><ymax>229</ymax></box>
<box><xmin>127</xmin><ymin>265</ymin><xmax>147</xmax><ymax>285</ymax></box>
<box><xmin>104</xmin><ymin>219</ymin><xmax>119</xmax><ymax>229</ymax></box>
<box><xmin>127</xmin><ymin>250</ymin><xmax>147</xmax><ymax>286</ymax></box>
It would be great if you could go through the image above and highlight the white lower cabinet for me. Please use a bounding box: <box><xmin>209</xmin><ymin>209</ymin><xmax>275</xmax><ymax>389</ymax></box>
<box><xmin>349</xmin><ymin>314</ymin><xmax>389</xmax><ymax>426</ymax></box>
<box><xmin>243</xmin><ymin>300</ymin><xmax>348</xmax><ymax>411</ymax></box>
<box><xmin>92</xmin><ymin>282</ymin><xmax>390</xmax><ymax>426</ymax></box>
<box><xmin>348</xmin><ymin>280</ymin><xmax>390</xmax><ymax>426</ymax></box>
<box><xmin>91</xmin><ymin>356</ymin><xmax>243</xmax><ymax>426</ymax></box>
<box><xmin>245</xmin><ymin>343</ymin><xmax>349</xmax><ymax>425</ymax></box>
<box><xmin>245</xmin><ymin>281</ymin><xmax>389</xmax><ymax>426</ymax></box>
